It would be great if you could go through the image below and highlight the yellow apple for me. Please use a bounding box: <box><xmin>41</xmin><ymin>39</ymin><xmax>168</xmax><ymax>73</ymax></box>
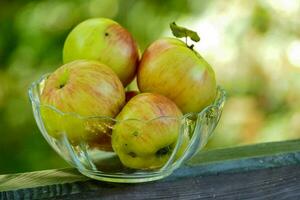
<box><xmin>112</xmin><ymin>93</ymin><xmax>189</xmax><ymax>169</ymax></box>
<box><xmin>137</xmin><ymin>38</ymin><xmax>217</xmax><ymax>113</ymax></box>
<box><xmin>63</xmin><ymin>18</ymin><xmax>140</xmax><ymax>86</ymax></box>
<box><xmin>40</xmin><ymin>60</ymin><xmax>125</xmax><ymax>150</ymax></box>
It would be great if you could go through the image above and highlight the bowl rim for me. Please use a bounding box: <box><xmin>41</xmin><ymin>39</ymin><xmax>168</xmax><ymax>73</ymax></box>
<box><xmin>28</xmin><ymin>73</ymin><xmax>226</xmax><ymax>123</ymax></box>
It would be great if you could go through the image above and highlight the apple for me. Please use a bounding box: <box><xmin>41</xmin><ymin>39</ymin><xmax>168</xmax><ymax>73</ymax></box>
<box><xmin>137</xmin><ymin>38</ymin><xmax>217</xmax><ymax>113</ymax></box>
<box><xmin>63</xmin><ymin>18</ymin><xmax>140</xmax><ymax>86</ymax></box>
<box><xmin>40</xmin><ymin>60</ymin><xmax>125</xmax><ymax>150</ymax></box>
<box><xmin>112</xmin><ymin>93</ymin><xmax>189</xmax><ymax>169</ymax></box>
<box><xmin>125</xmin><ymin>90</ymin><xmax>139</xmax><ymax>102</ymax></box>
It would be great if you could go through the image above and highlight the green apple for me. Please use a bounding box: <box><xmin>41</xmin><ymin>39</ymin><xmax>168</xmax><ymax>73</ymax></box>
<box><xmin>63</xmin><ymin>18</ymin><xmax>140</xmax><ymax>86</ymax></box>
<box><xmin>40</xmin><ymin>60</ymin><xmax>125</xmax><ymax>150</ymax></box>
<box><xmin>112</xmin><ymin>93</ymin><xmax>189</xmax><ymax>169</ymax></box>
<box><xmin>137</xmin><ymin>38</ymin><xmax>217</xmax><ymax>113</ymax></box>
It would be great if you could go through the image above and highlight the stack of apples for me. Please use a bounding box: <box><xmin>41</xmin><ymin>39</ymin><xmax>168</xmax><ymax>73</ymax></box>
<box><xmin>41</xmin><ymin>18</ymin><xmax>217</xmax><ymax>169</ymax></box>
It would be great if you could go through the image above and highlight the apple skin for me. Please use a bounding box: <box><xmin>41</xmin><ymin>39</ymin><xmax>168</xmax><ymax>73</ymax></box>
<box><xmin>125</xmin><ymin>90</ymin><xmax>139</xmax><ymax>102</ymax></box>
<box><xmin>63</xmin><ymin>18</ymin><xmax>140</xmax><ymax>86</ymax></box>
<box><xmin>137</xmin><ymin>38</ymin><xmax>217</xmax><ymax>113</ymax></box>
<box><xmin>40</xmin><ymin>60</ymin><xmax>125</xmax><ymax>150</ymax></box>
<box><xmin>112</xmin><ymin>93</ymin><xmax>189</xmax><ymax>169</ymax></box>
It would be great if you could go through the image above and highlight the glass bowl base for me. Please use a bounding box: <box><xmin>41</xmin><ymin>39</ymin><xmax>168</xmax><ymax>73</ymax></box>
<box><xmin>78</xmin><ymin>169</ymin><xmax>173</xmax><ymax>183</ymax></box>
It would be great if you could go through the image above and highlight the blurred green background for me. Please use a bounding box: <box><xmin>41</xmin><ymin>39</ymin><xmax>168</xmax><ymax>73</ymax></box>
<box><xmin>0</xmin><ymin>0</ymin><xmax>300</xmax><ymax>174</ymax></box>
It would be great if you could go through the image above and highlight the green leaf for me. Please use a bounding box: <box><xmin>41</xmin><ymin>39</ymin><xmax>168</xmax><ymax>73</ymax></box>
<box><xmin>170</xmin><ymin>22</ymin><xmax>200</xmax><ymax>42</ymax></box>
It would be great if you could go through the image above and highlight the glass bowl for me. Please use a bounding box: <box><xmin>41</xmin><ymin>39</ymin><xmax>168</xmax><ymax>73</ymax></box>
<box><xmin>28</xmin><ymin>74</ymin><xmax>226</xmax><ymax>183</ymax></box>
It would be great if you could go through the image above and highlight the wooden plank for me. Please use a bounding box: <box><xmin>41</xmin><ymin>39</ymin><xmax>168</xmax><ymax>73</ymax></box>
<box><xmin>0</xmin><ymin>169</ymin><xmax>88</xmax><ymax>193</ymax></box>
<box><xmin>172</xmin><ymin>150</ymin><xmax>300</xmax><ymax>182</ymax></box>
<box><xmin>1</xmin><ymin>139</ymin><xmax>300</xmax><ymax>199</ymax></box>
<box><xmin>190</xmin><ymin>138</ymin><xmax>300</xmax><ymax>165</ymax></box>
<box><xmin>1</xmin><ymin>165</ymin><xmax>300</xmax><ymax>200</ymax></box>
<box><xmin>48</xmin><ymin>165</ymin><xmax>300</xmax><ymax>200</ymax></box>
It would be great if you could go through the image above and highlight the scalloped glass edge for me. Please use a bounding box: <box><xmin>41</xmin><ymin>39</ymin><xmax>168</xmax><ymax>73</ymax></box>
<box><xmin>28</xmin><ymin>74</ymin><xmax>226</xmax><ymax>183</ymax></box>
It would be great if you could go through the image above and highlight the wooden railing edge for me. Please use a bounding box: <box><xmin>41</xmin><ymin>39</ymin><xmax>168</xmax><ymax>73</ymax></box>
<box><xmin>1</xmin><ymin>139</ymin><xmax>300</xmax><ymax>193</ymax></box>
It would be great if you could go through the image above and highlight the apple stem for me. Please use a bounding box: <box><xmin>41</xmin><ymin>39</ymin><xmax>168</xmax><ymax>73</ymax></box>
<box><xmin>170</xmin><ymin>21</ymin><xmax>200</xmax><ymax>51</ymax></box>
<box><xmin>184</xmin><ymin>34</ymin><xmax>194</xmax><ymax>50</ymax></box>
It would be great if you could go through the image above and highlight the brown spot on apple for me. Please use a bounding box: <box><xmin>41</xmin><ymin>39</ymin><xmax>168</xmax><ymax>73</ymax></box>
<box><xmin>155</xmin><ymin>145</ymin><xmax>172</xmax><ymax>157</ymax></box>
<box><xmin>128</xmin><ymin>152</ymin><xmax>137</xmax><ymax>158</ymax></box>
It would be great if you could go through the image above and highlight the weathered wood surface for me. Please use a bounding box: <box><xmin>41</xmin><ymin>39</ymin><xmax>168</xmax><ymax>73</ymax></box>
<box><xmin>53</xmin><ymin>165</ymin><xmax>300</xmax><ymax>200</ymax></box>
<box><xmin>1</xmin><ymin>139</ymin><xmax>300</xmax><ymax>199</ymax></box>
<box><xmin>1</xmin><ymin>165</ymin><xmax>300</xmax><ymax>200</ymax></box>
<box><xmin>0</xmin><ymin>169</ymin><xmax>88</xmax><ymax>194</ymax></box>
